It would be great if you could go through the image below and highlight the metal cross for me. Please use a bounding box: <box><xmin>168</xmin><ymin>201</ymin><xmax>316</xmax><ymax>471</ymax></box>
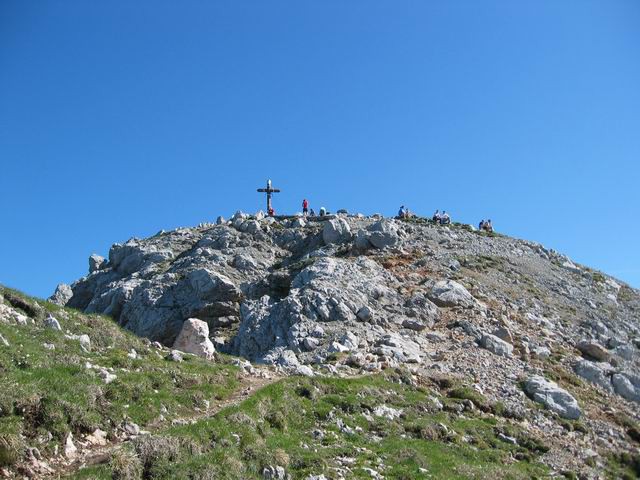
<box><xmin>256</xmin><ymin>179</ymin><xmax>281</xmax><ymax>214</ymax></box>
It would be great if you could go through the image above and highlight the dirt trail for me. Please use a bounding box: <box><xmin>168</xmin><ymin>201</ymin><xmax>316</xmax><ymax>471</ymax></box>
<box><xmin>48</xmin><ymin>371</ymin><xmax>280</xmax><ymax>479</ymax></box>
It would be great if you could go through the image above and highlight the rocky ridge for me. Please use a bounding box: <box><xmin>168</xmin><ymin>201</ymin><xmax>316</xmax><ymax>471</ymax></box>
<box><xmin>46</xmin><ymin>211</ymin><xmax>640</xmax><ymax>476</ymax></box>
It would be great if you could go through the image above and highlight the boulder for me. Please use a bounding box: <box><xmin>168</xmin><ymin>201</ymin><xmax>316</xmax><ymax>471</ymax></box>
<box><xmin>428</xmin><ymin>280</ymin><xmax>477</xmax><ymax>308</ymax></box>
<box><xmin>367</xmin><ymin>220</ymin><xmax>399</xmax><ymax>249</ymax></box>
<box><xmin>89</xmin><ymin>254</ymin><xmax>106</xmax><ymax>273</ymax></box>
<box><xmin>577</xmin><ymin>340</ymin><xmax>610</xmax><ymax>362</ymax></box>
<box><xmin>49</xmin><ymin>283</ymin><xmax>73</xmax><ymax>306</ymax></box>
<box><xmin>524</xmin><ymin>375</ymin><xmax>581</xmax><ymax>419</ymax></box>
<box><xmin>322</xmin><ymin>218</ymin><xmax>352</xmax><ymax>245</ymax></box>
<box><xmin>573</xmin><ymin>359</ymin><xmax>613</xmax><ymax>392</ymax></box>
<box><xmin>480</xmin><ymin>333</ymin><xmax>513</xmax><ymax>357</ymax></box>
<box><xmin>216</xmin><ymin>216</ymin><xmax>225</xmax><ymax>225</ymax></box>
<box><xmin>44</xmin><ymin>314</ymin><xmax>61</xmax><ymax>331</ymax></box>
<box><xmin>402</xmin><ymin>318</ymin><xmax>429</xmax><ymax>331</ymax></box>
<box><xmin>173</xmin><ymin>318</ymin><xmax>216</xmax><ymax>360</ymax></box>
<box><xmin>612</xmin><ymin>373</ymin><xmax>640</xmax><ymax>403</ymax></box>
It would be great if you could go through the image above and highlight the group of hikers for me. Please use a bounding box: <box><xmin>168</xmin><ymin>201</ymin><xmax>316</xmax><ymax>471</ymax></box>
<box><xmin>478</xmin><ymin>219</ymin><xmax>494</xmax><ymax>232</ymax></box>
<box><xmin>272</xmin><ymin>199</ymin><xmax>492</xmax><ymax>233</ymax></box>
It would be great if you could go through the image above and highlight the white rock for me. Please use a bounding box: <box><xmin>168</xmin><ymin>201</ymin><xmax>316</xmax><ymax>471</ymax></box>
<box><xmin>480</xmin><ymin>333</ymin><xmax>513</xmax><ymax>357</ymax></box>
<box><xmin>44</xmin><ymin>314</ymin><xmax>61</xmax><ymax>331</ymax></box>
<box><xmin>64</xmin><ymin>433</ymin><xmax>77</xmax><ymax>458</ymax></box>
<box><xmin>173</xmin><ymin>319</ymin><xmax>216</xmax><ymax>360</ymax></box>
<box><xmin>322</xmin><ymin>218</ymin><xmax>352</xmax><ymax>245</ymax></box>
<box><xmin>524</xmin><ymin>375</ymin><xmax>581</xmax><ymax>419</ymax></box>
<box><xmin>428</xmin><ymin>280</ymin><xmax>477</xmax><ymax>308</ymax></box>
<box><xmin>0</xmin><ymin>333</ymin><xmax>9</xmax><ymax>347</ymax></box>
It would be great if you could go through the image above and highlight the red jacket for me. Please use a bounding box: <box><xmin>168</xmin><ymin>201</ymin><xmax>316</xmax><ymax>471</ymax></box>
<box><xmin>302</xmin><ymin>200</ymin><xmax>308</xmax><ymax>209</ymax></box>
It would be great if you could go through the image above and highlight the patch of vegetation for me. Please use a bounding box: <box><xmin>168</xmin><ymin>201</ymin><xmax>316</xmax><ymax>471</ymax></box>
<box><xmin>72</xmin><ymin>373</ymin><xmax>550</xmax><ymax>479</ymax></box>
<box><xmin>604</xmin><ymin>451</ymin><xmax>640</xmax><ymax>480</ymax></box>
<box><xmin>0</xmin><ymin>286</ymin><xmax>242</xmax><ymax>470</ymax></box>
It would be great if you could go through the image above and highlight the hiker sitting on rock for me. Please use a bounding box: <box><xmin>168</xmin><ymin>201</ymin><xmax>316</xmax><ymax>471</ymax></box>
<box><xmin>432</xmin><ymin>210</ymin><xmax>441</xmax><ymax>223</ymax></box>
<box><xmin>440</xmin><ymin>211</ymin><xmax>451</xmax><ymax>225</ymax></box>
<box><xmin>319</xmin><ymin>207</ymin><xmax>326</xmax><ymax>217</ymax></box>
<box><xmin>268</xmin><ymin>207</ymin><xmax>275</xmax><ymax>217</ymax></box>
<box><xmin>309</xmin><ymin>208</ymin><xmax>316</xmax><ymax>216</ymax></box>
<box><xmin>398</xmin><ymin>205</ymin><xmax>408</xmax><ymax>219</ymax></box>
<box><xmin>479</xmin><ymin>219</ymin><xmax>485</xmax><ymax>230</ymax></box>
<box><xmin>483</xmin><ymin>219</ymin><xmax>493</xmax><ymax>232</ymax></box>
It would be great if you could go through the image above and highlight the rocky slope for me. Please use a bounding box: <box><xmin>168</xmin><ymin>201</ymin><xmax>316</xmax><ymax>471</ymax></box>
<box><xmin>6</xmin><ymin>212</ymin><xmax>639</xmax><ymax>478</ymax></box>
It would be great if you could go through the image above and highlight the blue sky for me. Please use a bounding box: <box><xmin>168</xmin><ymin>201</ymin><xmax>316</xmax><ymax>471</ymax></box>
<box><xmin>1</xmin><ymin>1</ymin><xmax>639</xmax><ymax>298</ymax></box>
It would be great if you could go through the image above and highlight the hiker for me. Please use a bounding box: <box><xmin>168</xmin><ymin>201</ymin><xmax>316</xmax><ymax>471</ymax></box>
<box><xmin>319</xmin><ymin>206</ymin><xmax>326</xmax><ymax>217</ymax></box>
<box><xmin>302</xmin><ymin>199</ymin><xmax>309</xmax><ymax>216</ymax></box>
<box><xmin>440</xmin><ymin>211</ymin><xmax>451</xmax><ymax>225</ymax></box>
<box><xmin>484</xmin><ymin>219</ymin><xmax>493</xmax><ymax>232</ymax></box>
<box><xmin>398</xmin><ymin>205</ymin><xmax>407</xmax><ymax>219</ymax></box>
<box><xmin>479</xmin><ymin>219</ymin><xmax>485</xmax><ymax>230</ymax></box>
<box><xmin>268</xmin><ymin>206</ymin><xmax>275</xmax><ymax>217</ymax></box>
<box><xmin>309</xmin><ymin>208</ymin><xmax>316</xmax><ymax>216</ymax></box>
<box><xmin>432</xmin><ymin>210</ymin><xmax>441</xmax><ymax>223</ymax></box>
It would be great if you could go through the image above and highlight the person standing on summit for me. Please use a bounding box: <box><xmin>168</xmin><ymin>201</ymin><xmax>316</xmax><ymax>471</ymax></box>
<box><xmin>302</xmin><ymin>199</ymin><xmax>309</xmax><ymax>216</ymax></box>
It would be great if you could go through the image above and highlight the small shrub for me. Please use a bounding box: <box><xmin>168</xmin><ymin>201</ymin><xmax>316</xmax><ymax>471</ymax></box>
<box><xmin>0</xmin><ymin>434</ymin><xmax>23</xmax><ymax>467</ymax></box>
<box><xmin>110</xmin><ymin>449</ymin><xmax>142</xmax><ymax>480</ymax></box>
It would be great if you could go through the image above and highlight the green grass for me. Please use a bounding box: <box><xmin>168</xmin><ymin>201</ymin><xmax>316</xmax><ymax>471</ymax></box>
<box><xmin>0</xmin><ymin>286</ymin><xmax>242</xmax><ymax>469</ymax></box>
<box><xmin>70</xmin><ymin>373</ymin><xmax>550</xmax><ymax>479</ymax></box>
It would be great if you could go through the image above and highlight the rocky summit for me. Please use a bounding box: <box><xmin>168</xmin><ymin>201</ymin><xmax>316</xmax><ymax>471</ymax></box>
<box><xmin>1</xmin><ymin>212</ymin><xmax>639</xmax><ymax>479</ymax></box>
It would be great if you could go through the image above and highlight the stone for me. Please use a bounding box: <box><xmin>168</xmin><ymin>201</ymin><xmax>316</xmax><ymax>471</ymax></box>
<box><xmin>532</xmin><ymin>346</ymin><xmax>551</xmax><ymax>359</ymax></box>
<box><xmin>573</xmin><ymin>359</ymin><xmax>613</xmax><ymax>392</ymax></box>
<box><xmin>402</xmin><ymin>318</ymin><xmax>428</xmax><ymax>331</ymax></box>
<box><xmin>173</xmin><ymin>319</ymin><xmax>216</xmax><ymax>360</ymax></box>
<box><xmin>98</xmin><ymin>368</ymin><xmax>117</xmax><ymax>384</ymax></box>
<box><xmin>612</xmin><ymin>373</ymin><xmax>640</xmax><ymax>403</ymax></box>
<box><xmin>86</xmin><ymin>429</ymin><xmax>108</xmax><ymax>446</ymax></box>
<box><xmin>480</xmin><ymin>333</ymin><xmax>513</xmax><ymax>357</ymax></box>
<box><xmin>428</xmin><ymin>280</ymin><xmax>477</xmax><ymax>308</ymax></box>
<box><xmin>216</xmin><ymin>216</ymin><xmax>225</xmax><ymax>225</ymax></box>
<box><xmin>78</xmin><ymin>334</ymin><xmax>91</xmax><ymax>352</ymax></box>
<box><xmin>322</xmin><ymin>218</ymin><xmax>352</xmax><ymax>245</ymax></box>
<box><xmin>89</xmin><ymin>254</ymin><xmax>106</xmax><ymax>273</ymax></box>
<box><xmin>64</xmin><ymin>433</ymin><xmax>77</xmax><ymax>458</ymax></box>
<box><xmin>493</xmin><ymin>326</ymin><xmax>514</xmax><ymax>344</ymax></box>
<box><xmin>577</xmin><ymin>340</ymin><xmax>610</xmax><ymax>362</ymax></box>
<box><xmin>44</xmin><ymin>314</ymin><xmax>61</xmax><ymax>331</ymax></box>
<box><xmin>303</xmin><ymin>337</ymin><xmax>319</xmax><ymax>351</ymax></box>
<box><xmin>49</xmin><ymin>283</ymin><xmax>73</xmax><ymax>306</ymax></box>
<box><xmin>524</xmin><ymin>375</ymin><xmax>581</xmax><ymax>419</ymax></box>
<box><xmin>356</xmin><ymin>306</ymin><xmax>373</xmax><ymax>322</ymax></box>
<box><xmin>367</xmin><ymin>220</ymin><xmax>399</xmax><ymax>249</ymax></box>
<box><xmin>262</xmin><ymin>466</ymin><xmax>286</xmax><ymax>480</ymax></box>
<box><xmin>373</xmin><ymin>405</ymin><xmax>402</xmax><ymax>419</ymax></box>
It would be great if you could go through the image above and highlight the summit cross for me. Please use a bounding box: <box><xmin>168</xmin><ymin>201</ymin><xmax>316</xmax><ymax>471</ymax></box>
<box><xmin>256</xmin><ymin>179</ymin><xmax>281</xmax><ymax>214</ymax></box>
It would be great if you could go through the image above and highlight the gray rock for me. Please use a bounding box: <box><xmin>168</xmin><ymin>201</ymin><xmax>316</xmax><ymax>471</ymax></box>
<box><xmin>89</xmin><ymin>254</ymin><xmax>106</xmax><ymax>273</ymax></box>
<box><xmin>428</xmin><ymin>280</ymin><xmax>477</xmax><ymax>308</ymax></box>
<box><xmin>173</xmin><ymin>318</ymin><xmax>215</xmax><ymax>360</ymax></box>
<box><xmin>573</xmin><ymin>359</ymin><xmax>613</xmax><ymax>392</ymax></box>
<box><xmin>480</xmin><ymin>333</ymin><xmax>513</xmax><ymax>357</ymax></box>
<box><xmin>49</xmin><ymin>283</ymin><xmax>73</xmax><ymax>306</ymax></box>
<box><xmin>356</xmin><ymin>306</ymin><xmax>373</xmax><ymax>323</ymax></box>
<box><xmin>166</xmin><ymin>350</ymin><xmax>184</xmax><ymax>362</ymax></box>
<box><xmin>367</xmin><ymin>219</ymin><xmax>399</xmax><ymax>249</ymax></box>
<box><xmin>322</xmin><ymin>218</ymin><xmax>352</xmax><ymax>245</ymax></box>
<box><xmin>524</xmin><ymin>375</ymin><xmax>581</xmax><ymax>419</ymax></box>
<box><xmin>402</xmin><ymin>318</ymin><xmax>429</xmax><ymax>331</ymax></box>
<box><xmin>612</xmin><ymin>373</ymin><xmax>640</xmax><ymax>403</ymax></box>
<box><xmin>577</xmin><ymin>340</ymin><xmax>610</xmax><ymax>362</ymax></box>
<box><xmin>44</xmin><ymin>314</ymin><xmax>61</xmax><ymax>331</ymax></box>
<box><xmin>216</xmin><ymin>216</ymin><xmax>225</xmax><ymax>225</ymax></box>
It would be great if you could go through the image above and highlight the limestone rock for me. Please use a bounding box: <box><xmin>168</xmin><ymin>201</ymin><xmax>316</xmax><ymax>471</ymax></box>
<box><xmin>89</xmin><ymin>254</ymin><xmax>105</xmax><ymax>273</ymax></box>
<box><xmin>577</xmin><ymin>340</ymin><xmax>610</xmax><ymax>362</ymax></box>
<box><xmin>612</xmin><ymin>373</ymin><xmax>640</xmax><ymax>403</ymax></box>
<box><xmin>44</xmin><ymin>314</ymin><xmax>61</xmax><ymax>331</ymax></box>
<box><xmin>480</xmin><ymin>333</ymin><xmax>513</xmax><ymax>357</ymax></box>
<box><xmin>573</xmin><ymin>359</ymin><xmax>613</xmax><ymax>392</ymax></box>
<box><xmin>428</xmin><ymin>280</ymin><xmax>477</xmax><ymax>308</ymax></box>
<box><xmin>367</xmin><ymin>219</ymin><xmax>399</xmax><ymax>249</ymax></box>
<box><xmin>524</xmin><ymin>375</ymin><xmax>581</xmax><ymax>419</ymax></box>
<box><xmin>322</xmin><ymin>218</ymin><xmax>352</xmax><ymax>245</ymax></box>
<box><xmin>173</xmin><ymin>318</ymin><xmax>216</xmax><ymax>360</ymax></box>
<box><xmin>49</xmin><ymin>283</ymin><xmax>73</xmax><ymax>306</ymax></box>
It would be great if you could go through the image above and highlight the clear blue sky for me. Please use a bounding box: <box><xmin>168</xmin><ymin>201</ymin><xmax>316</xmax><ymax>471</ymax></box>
<box><xmin>1</xmin><ymin>1</ymin><xmax>639</xmax><ymax>298</ymax></box>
